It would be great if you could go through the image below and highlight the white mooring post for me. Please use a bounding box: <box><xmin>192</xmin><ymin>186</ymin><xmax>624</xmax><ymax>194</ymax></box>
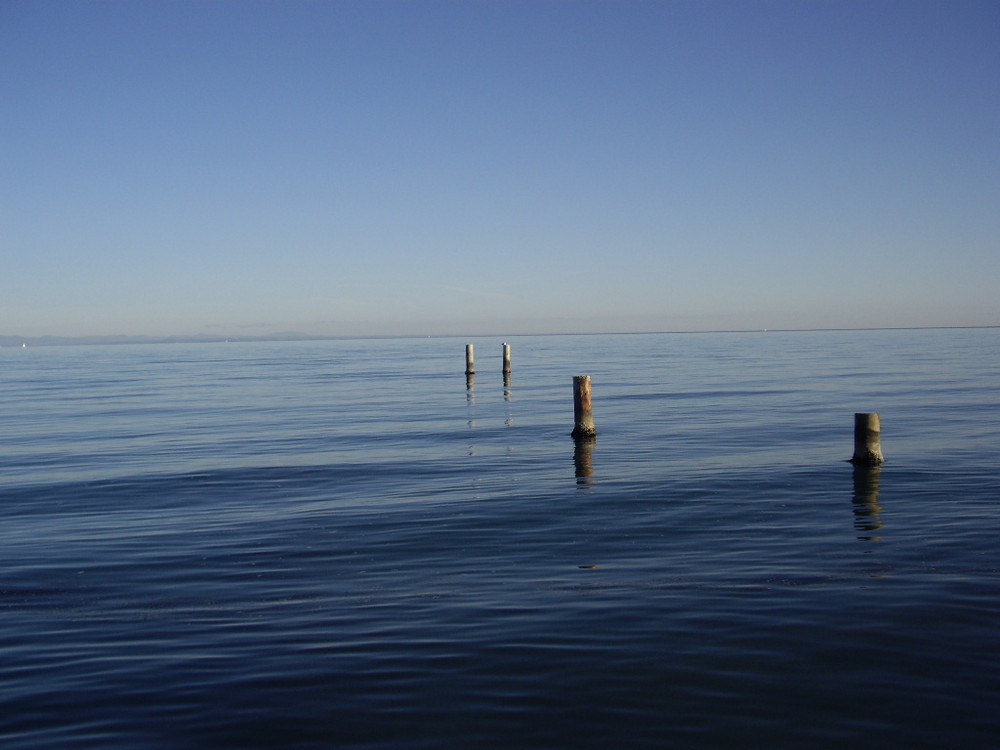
<box><xmin>571</xmin><ymin>375</ymin><xmax>597</xmax><ymax>439</ymax></box>
<box><xmin>850</xmin><ymin>412</ymin><xmax>884</xmax><ymax>465</ymax></box>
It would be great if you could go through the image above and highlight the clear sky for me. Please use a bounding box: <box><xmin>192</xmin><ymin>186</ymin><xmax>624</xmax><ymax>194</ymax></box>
<box><xmin>3</xmin><ymin>0</ymin><xmax>998</xmax><ymax>338</ymax></box>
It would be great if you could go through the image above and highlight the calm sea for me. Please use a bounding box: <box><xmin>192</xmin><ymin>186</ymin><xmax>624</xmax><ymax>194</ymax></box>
<box><xmin>2</xmin><ymin>329</ymin><xmax>999</xmax><ymax>749</ymax></box>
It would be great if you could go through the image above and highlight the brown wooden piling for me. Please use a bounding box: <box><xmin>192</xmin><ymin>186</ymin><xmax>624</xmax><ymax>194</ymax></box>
<box><xmin>850</xmin><ymin>412</ymin><xmax>884</xmax><ymax>465</ymax></box>
<box><xmin>571</xmin><ymin>375</ymin><xmax>597</xmax><ymax>438</ymax></box>
<box><xmin>465</xmin><ymin>344</ymin><xmax>475</xmax><ymax>375</ymax></box>
<box><xmin>502</xmin><ymin>342</ymin><xmax>511</xmax><ymax>374</ymax></box>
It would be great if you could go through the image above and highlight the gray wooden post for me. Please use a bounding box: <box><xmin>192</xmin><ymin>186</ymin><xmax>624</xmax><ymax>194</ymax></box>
<box><xmin>502</xmin><ymin>342</ymin><xmax>511</xmax><ymax>374</ymax></box>
<box><xmin>465</xmin><ymin>344</ymin><xmax>475</xmax><ymax>375</ymax></box>
<box><xmin>850</xmin><ymin>412</ymin><xmax>884</xmax><ymax>465</ymax></box>
<box><xmin>571</xmin><ymin>375</ymin><xmax>597</xmax><ymax>438</ymax></box>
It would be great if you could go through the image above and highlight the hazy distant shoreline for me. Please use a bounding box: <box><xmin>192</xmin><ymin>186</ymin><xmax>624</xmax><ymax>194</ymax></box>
<box><xmin>3</xmin><ymin>326</ymin><xmax>997</xmax><ymax>348</ymax></box>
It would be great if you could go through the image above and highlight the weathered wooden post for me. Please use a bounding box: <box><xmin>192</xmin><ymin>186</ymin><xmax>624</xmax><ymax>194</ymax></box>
<box><xmin>502</xmin><ymin>342</ymin><xmax>511</xmax><ymax>374</ymax></box>
<box><xmin>571</xmin><ymin>375</ymin><xmax>597</xmax><ymax>438</ymax></box>
<box><xmin>850</xmin><ymin>412</ymin><xmax>884</xmax><ymax>465</ymax></box>
<box><xmin>465</xmin><ymin>344</ymin><xmax>475</xmax><ymax>375</ymax></box>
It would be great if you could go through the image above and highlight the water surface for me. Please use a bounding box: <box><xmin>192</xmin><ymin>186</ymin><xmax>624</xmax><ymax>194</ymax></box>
<box><xmin>2</xmin><ymin>329</ymin><xmax>999</xmax><ymax>748</ymax></box>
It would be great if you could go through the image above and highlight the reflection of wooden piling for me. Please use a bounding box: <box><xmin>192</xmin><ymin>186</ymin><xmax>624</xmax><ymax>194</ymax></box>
<box><xmin>574</xmin><ymin>436</ymin><xmax>595</xmax><ymax>482</ymax></box>
<box><xmin>465</xmin><ymin>344</ymin><xmax>475</xmax><ymax>375</ymax></box>
<box><xmin>852</xmin><ymin>465</ymin><xmax>883</xmax><ymax>535</ymax></box>
<box><xmin>850</xmin><ymin>412</ymin><xmax>884</xmax><ymax>465</ymax></box>
<box><xmin>502</xmin><ymin>342</ymin><xmax>511</xmax><ymax>374</ymax></box>
<box><xmin>571</xmin><ymin>375</ymin><xmax>597</xmax><ymax>438</ymax></box>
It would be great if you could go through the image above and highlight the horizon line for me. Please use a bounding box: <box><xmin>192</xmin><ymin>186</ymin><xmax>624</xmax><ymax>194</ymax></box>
<box><xmin>3</xmin><ymin>324</ymin><xmax>998</xmax><ymax>347</ymax></box>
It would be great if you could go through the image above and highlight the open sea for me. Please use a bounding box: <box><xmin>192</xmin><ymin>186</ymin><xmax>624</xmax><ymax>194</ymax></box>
<box><xmin>2</xmin><ymin>328</ymin><xmax>999</xmax><ymax>749</ymax></box>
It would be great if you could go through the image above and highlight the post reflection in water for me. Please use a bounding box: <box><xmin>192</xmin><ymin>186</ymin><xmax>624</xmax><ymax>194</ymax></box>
<box><xmin>502</xmin><ymin>374</ymin><xmax>513</xmax><ymax>426</ymax></box>
<box><xmin>852</xmin><ymin>465</ymin><xmax>884</xmax><ymax>540</ymax></box>
<box><xmin>464</xmin><ymin>373</ymin><xmax>476</xmax><ymax>454</ymax></box>
<box><xmin>573</xmin><ymin>437</ymin><xmax>596</xmax><ymax>486</ymax></box>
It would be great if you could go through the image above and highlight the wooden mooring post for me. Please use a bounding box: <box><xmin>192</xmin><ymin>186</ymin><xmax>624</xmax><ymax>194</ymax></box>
<box><xmin>502</xmin><ymin>342</ymin><xmax>511</xmax><ymax>374</ymax></box>
<box><xmin>850</xmin><ymin>412</ymin><xmax>884</xmax><ymax>465</ymax></box>
<box><xmin>571</xmin><ymin>375</ymin><xmax>597</xmax><ymax>438</ymax></box>
<box><xmin>465</xmin><ymin>344</ymin><xmax>475</xmax><ymax>375</ymax></box>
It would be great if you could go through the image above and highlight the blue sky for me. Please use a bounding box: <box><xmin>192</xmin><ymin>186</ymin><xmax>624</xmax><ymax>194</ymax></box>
<box><xmin>3</xmin><ymin>0</ymin><xmax>998</xmax><ymax>338</ymax></box>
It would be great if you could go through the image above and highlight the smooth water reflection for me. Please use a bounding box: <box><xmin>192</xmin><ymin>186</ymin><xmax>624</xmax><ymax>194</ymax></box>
<box><xmin>852</xmin><ymin>466</ymin><xmax>884</xmax><ymax>540</ymax></box>
<box><xmin>573</xmin><ymin>437</ymin><xmax>596</xmax><ymax>485</ymax></box>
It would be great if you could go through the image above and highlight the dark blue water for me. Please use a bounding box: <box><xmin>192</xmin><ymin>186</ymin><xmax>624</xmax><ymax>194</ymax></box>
<box><xmin>2</xmin><ymin>329</ymin><xmax>999</xmax><ymax>748</ymax></box>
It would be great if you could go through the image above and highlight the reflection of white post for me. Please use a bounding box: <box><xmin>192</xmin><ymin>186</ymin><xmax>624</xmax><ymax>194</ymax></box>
<box><xmin>502</xmin><ymin>342</ymin><xmax>511</xmax><ymax>374</ymax></box>
<box><xmin>574</xmin><ymin>433</ymin><xmax>595</xmax><ymax>482</ymax></box>
<box><xmin>851</xmin><ymin>412</ymin><xmax>884</xmax><ymax>465</ymax></box>
<box><xmin>571</xmin><ymin>376</ymin><xmax>597</xmax><ymax>438</ymax></box>
<box><xmin>465</xmin><ymin>344</ymin><xmax>475</xmax><ymax>375</ymax></box>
